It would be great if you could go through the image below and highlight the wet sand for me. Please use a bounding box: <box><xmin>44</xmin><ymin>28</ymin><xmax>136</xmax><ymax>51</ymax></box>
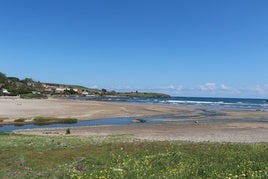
<box><xmin>1</xmin><ymin>98</ymin><xmax>268</xmax><ymax>143</ymax></box>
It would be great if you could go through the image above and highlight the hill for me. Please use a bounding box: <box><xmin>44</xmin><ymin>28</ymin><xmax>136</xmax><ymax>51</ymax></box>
<box><xmin>0</xmin><ymin>72</ymin><xmax>170</xmax><ymax>98</ymax></box>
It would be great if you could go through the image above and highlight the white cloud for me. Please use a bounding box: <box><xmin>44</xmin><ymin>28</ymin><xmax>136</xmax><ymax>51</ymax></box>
<box><xmin>220</xmin><ymin>84</ymin><xmax>229</xmax><ymax>90</ymax></box>
<box><xmin>90</xmin><ymin>85</ymin><xmax>99</xmax><ymax>89</ymax></box>
<box><xmin>111</xmin><ymin>85</ymin><xmax>144</xmax><ymax>92</ymax></box>
<box><xmin>159</xmin><ymin>85</ymin><xmax>184</xmax><ymax>91</ymax></box>
<box><xmin>245</xmin><ymin>84</ymin><xmax>268</xmax><ymax>96</ymax></box>
<box><xmin>159</xmin><ymin>85</ymin><xmax>175</xmax><ymax>90</ymax></box>
<box><xmin>220</xmin><ymin>84</ymin><xmax>241</xmax><ymax>94</ymax></box>
<box><xmin>102</xmin><ymin>83</ymin><xmax>268</xmax><ymax>98</ymax></box>
<box><xmin>199</xmin><ymin>83</ymin><xmax>217</xmax><ymax>91</ymax></box>
<box><xmin>254</xmin><ymin>85</ymin><xmax>264</xmax><ymax>93</ymax></box>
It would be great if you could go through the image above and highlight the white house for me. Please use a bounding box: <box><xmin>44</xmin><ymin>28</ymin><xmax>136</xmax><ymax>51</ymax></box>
<box><xmin>32</xmin><ymin>91</ymin><xmax>41</xmax><ymax>95</ymax></box>
<box><xmin>82</xmin><ymin>91</ymin><xmax>89</xmax><ymax>96</ymax></box>
<box><xmin>55</xmin><ymin>87</ymin><xmax>66</xmax><ymax>93</ymax></box>
<box><xmin>2</xmin><ymin>88</ymin><xmax>10</xmax><ymax>94</ymax></box>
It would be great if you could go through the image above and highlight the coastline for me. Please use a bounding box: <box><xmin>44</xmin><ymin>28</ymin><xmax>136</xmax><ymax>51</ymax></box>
<box><xmin>0</xmin><ymin>98</ymin><xmax>186</xmax><ymax>125</ymax></box>
<box><xmin>1</xmin><ymin>97</ymin><xmax>268</xmax><ymax>124</ymax></box>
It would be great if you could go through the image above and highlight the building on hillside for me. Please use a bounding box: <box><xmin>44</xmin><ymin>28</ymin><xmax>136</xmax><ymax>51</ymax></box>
<box><xmin>82</xmin><ymin>91</ymin><xmax>89</xmax><ymax>96</ymax></box>
<box><xmin>2</xmin><ymin>88</ymin><xmax>10</xmax><ymax>94</ymax></box>
<box><xmin>55</xmin><ymin>87</ymin><xmax>67</xmax><ymax>94</ymax></box>
<box><xmin>42</xmin><ymin>84</ymin><xmax>57</xmax><ymax>92</ymax></box>
<box><xmin>27</xmin><ymin>82</ymin><xmax>35</xmax><ymax>87</ymax></box>
<box><xmin>32</xmin><ymin>91</ymin><xmax>41</xmax><ymax>95</ymax></box>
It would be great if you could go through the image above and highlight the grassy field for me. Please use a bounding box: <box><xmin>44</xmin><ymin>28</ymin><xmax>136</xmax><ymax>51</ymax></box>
<box><xmin>0</xmin><ymin>132</ymin><xmax>267</xmax><ymax>179</ymax></box>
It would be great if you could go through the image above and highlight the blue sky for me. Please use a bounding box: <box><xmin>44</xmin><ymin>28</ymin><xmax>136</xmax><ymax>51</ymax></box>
<box><xmin>1</xmin><ymin>0</ymin><xmax>268</xmax><ymax>98</ymax></box>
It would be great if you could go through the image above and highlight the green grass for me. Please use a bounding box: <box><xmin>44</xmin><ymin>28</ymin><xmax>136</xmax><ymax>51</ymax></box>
<box><xmin>0</xmin><ymin>133</ymin><xmax>267</xmax><ymax>178</ymax></box>
<box><xmin>0</xmin><ymin>132</ymin><xmax>10</xmax><ymax>136</ymax></box>
<box><xmin>33</xmin><ymin>117</ymin><xmax>78</xmax><ymax>125</ymax></box>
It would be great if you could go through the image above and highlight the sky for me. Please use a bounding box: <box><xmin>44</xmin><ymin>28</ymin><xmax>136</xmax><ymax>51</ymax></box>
<box><xmin>0</xmin><ymin>0</ymin><xmax>268</xmax><ymax>98</ymax></box>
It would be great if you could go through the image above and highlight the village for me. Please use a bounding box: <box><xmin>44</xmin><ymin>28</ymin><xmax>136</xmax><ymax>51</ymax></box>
<box><xmin>0</xmin><ymin>82</ymin><xmax>94</xmax><ymax>97</ymax></box>
<box><xmin>41</xmin><ymin>83</ymin><xmax>90</xmax><ymax>95</ymax></box>
<box><xmin>0</xmin><ymin>72</ymin><xmax>95</xmax><ymax>97</ymax></box>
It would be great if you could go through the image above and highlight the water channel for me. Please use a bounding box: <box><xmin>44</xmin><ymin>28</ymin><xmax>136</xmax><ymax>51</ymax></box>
<box><xmin>1</xmin><ymin>115</ymin><xmax>268</xmax><ymax>132</ymax></box>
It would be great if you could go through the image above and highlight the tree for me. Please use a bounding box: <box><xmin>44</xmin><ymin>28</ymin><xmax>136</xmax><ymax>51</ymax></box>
<box><xmin>111</xmin><ymin>90</ymin><xmax>117</xmax><ymax>95</ymax></box>
<box><xmin>0</xmin><ymin>72</ymin><xmax>7</xmax><ymax>84</ymax></box>
<box><xmin>22</xmin><ymin>78</ymin><xmax>34</xmax><ymax>83</ymax></box>
<box><xmin>102</xmin><ymin>89</ymin><xmax>107</xmax><ymax>93</ymax></box>
<box><xmin>7</xmin><ymin>77</ymin><xmax>20</xmax><ymax>82</ymax></box>
<box><xmin>99</xmin><ymin>88</ymin><xmax>107</xmax><ymax>96</ymax></box>
<box><xmin>64</xmin><ymin>88</ymin><xmax>76</xmax><ymax>95</ymax></box>
<box><xmin>21</xmin><ymin>78</ymin><xmax>35</xmax><ymax>86</ymax></box>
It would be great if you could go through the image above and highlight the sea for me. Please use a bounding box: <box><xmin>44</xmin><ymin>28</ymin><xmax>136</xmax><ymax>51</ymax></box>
<box><xmin>70</xmin><ymin>96</ymin><xmax>268</xmax><ymax>111</ymax></box>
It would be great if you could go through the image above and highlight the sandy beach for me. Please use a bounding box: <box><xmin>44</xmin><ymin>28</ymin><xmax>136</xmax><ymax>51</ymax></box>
<box><xmin>0</xmin><ymin>98</ymin><xmax>185</xmax><ymax>124</ymax></box>
<box><xmin>1</xmin><ymin>98</ymin><xmax>268</xmax><ymax>143</ymax></box>
<box><xmin>14</xmin><ymin>122</ymin><xmax>268</xmax><ymax>143</ymax></box>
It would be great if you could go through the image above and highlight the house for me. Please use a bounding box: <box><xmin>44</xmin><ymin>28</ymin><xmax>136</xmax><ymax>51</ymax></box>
<box><xmin>32</xmin><ymin>91</ymin><xmax>41</xmax><ymax>95</ymax></box>
<box><xmin>82</xmin><ymin>91</ymin><xmax>89</xmax><ymax>96</ymax></box>
<box><xmin>42</xmin><ymin>84</ymin><xmax>57</xmax><ymax>91</ymax></box>
<box><xmin>55</xmin><ymin>87</ymin><xmax>67</xmax><ymax>94</ymax></box>
<box><xmin>2</xmin><ymin>88</ymin><xmax>10</xmax><ymax>94</ymax></box>
<box><xmin>77</xmin><ymin>89</ymin><xmax>83</xmax><ymax>95</ymax></box>
<box><xmin>27</xmin><ymin>82</ymin><xmax>35</xmax><ymax>87</ymax></box>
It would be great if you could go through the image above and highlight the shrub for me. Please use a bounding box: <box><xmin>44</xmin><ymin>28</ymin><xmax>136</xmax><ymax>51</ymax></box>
<box><xmin>14</xmin><ymin>118</ymin><xmax>26</xmax><ymax>123</ymax></box>
<box><xmin>33</xmin><ymin>117</ymin><xmax>77</xmax><ymax>125</ymax></box>
<box><xmin>14</xmin><ymin>118</ymin><xmax>26</xmax><ymax>126</ymax></box>
<box><xmin>66</xmin><ymin>128</ymin><xmax>71</xmax><ymax>135</ymax></box>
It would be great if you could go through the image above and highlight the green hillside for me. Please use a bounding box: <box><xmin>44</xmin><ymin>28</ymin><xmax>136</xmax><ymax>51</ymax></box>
<box><xmin>0</xmin><ymin>72</ymin><xmax>170</xmax><ymax>98</ymax></box>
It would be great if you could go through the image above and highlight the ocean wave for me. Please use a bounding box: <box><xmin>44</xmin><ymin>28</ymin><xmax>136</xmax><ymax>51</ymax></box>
<box><xmin>164</xmin><ymin>100</ymin><xmax>225</xmax><ymax>105</ymax></box>
<box><xmin>71</xmin><ymin>96</ymin><xmax>268</xmax><ymax>111</ymax></box>
<box><xmin>156</xmin><ymin>99</ymin><xmax>268</xmax><ymax>111</ymax></box>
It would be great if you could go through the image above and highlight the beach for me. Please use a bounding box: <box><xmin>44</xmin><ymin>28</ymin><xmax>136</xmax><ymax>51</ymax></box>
<box><xmin>0</xmin><ymin>98</ymin><xmax>185</xmax><ymax>124</ymax></box>
<box><xmin>1</xmin><ymin>98</ymin><xmax>268</xmax><ymax>143</ymax></box>
<box><xmin>15</xmin><ymin>122</ymin><xmax>268</xmax><ymax>143</ymax></box>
